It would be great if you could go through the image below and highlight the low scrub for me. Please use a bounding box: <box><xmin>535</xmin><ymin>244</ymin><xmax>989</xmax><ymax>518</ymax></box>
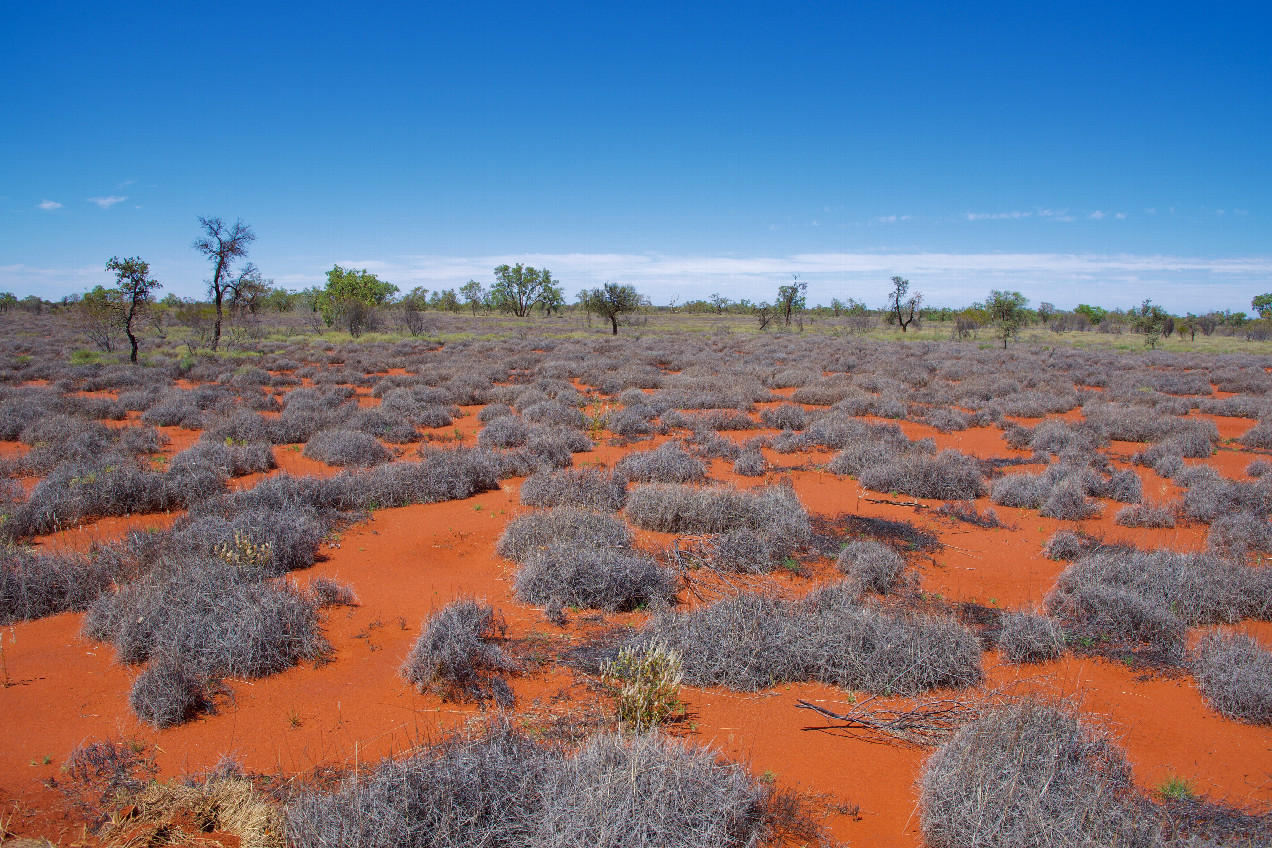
<box><xmin>520</xmin><ymin>467</ymin><xmax>626</xmax><ymax>510</ymax></box>
<box><xmin>640</xmin><ymin>586</ymin><xmax>982</xmax><ymax>695</ymax></box>
<box><xmin>1192</xmin><ymin>630</ymin><xmax>1272</xmax><ymax>725</ymax></box>
<box><xmin>835</xmin><ymin>540</ymin><xmax>906</xmax><ymax>594</ymax></box>
<box><xmin>497</xmin><ymin>507</ymin><xmax>634</xmax><ymax>562</ymax></box>
<box><xmin>83</xmin><ymin>556</ymin><xmax>327</xmax><ymax>680</ymax></box>
<box><xmin>304</xmin><ymin>429</ymin><xmax>392</xmax><ymax>467</ymax></box>
<box><xmin>401</xmin><ymin>599</ymin><xmax>516</xmax><ymax>706</ymax></box>
<box><xmin>614</xmin><ymin>441</ymin><xmax>707</xmax><ymax>484</ymax></box>
<box><xmin>287</xmin><ymin>726</ymin><xmax>779</xmax><ymax>848</ymax></box>
<box><xmin>920</xmin><ymin>700</ymin><xmax>1154</xmax><ymax>847</ymax></box>
<box><xmin>514</xmin><ymin>543</ymin><xmax>676</xmax><ymax>612</ymax></box>
<box><xmin>997</xmin><ymin>611</ymin><xmax>1065</xmax><ymax>664</ymax></box>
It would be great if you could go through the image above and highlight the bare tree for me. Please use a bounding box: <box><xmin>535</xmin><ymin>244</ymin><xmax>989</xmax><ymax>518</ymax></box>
<box><xmin>888</xmin><ymin>276</ymin><xmax>922</xmax><ymax>332</ymax></box>
<box><xmin>193</xmin><ymin>216</ymin><xmax>262</xmax><ymax>350</ymax></box>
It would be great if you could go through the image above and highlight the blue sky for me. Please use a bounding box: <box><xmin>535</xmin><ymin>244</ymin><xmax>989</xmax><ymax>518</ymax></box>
<box><xmin>2</xmin><ymin>1</ymin><xmax>1268</xmax><ymax>312</ymax></box>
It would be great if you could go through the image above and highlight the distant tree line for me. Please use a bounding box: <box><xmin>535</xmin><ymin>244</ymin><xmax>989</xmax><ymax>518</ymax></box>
<box><xmin>8</xmin><ymin>226</ymin><xmax>1272</xmax><ymax>356</ymax></box>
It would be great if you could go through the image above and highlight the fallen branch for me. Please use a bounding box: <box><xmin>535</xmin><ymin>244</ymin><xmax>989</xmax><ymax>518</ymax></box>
<box><xmin>861</xmin><ymin>496</ymin><xmax>925</xmax><ymax>508</ymax></box>
<box><xmin>795</xmin><ymin>695</ymin><xmax>981</xmax><ymax>747</ymax></box>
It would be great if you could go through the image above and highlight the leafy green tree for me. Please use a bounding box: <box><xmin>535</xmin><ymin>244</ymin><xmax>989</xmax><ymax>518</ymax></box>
<box><xmin>75</xmin><ymin>285</ymin><xmax>122</xmax><ymax>352</ymax></box>
<box><xmin>1074</xmin><ymin>304</ymin><xmax>1107</xmax><ymax>325</ymax></box>
<box><xmin>260</xmin><ymin>286</ymin><xmax>295</xmax><ymax>312</ymax></box>
<box><xmin>888</xmin><ymin>276</ymin><xmax>922</xmax><ymax>332</ymax></box>
<box><xmin>776</xmin><ymin>274</ymin><xmax>807</xmax><ymax>327</ymax></box>
<box><xmin>460</xmin><ymin>279</ymin><xmax>486</xmax><ymax>314</ymax></box>
<box><xmin>0</xmin><ymin>292</ymin><xmax>17</xmax><ymax>313</ymax></box>
<box><xmin>429</xmin><ymin>288</ymin><xmax>461</xmax><ymax>312</ymax></box>
<box><xmin>1037</xmin><ymin>301</ymin><xmax>1056</xmax><ymax>323</ymax></box>
<box><xmin>489</xmin><ymin>264</ymin><xmax>560</xmax><ymax>317</ymax></box>
<box><xmin>984</xmin><ymin>290</ymin><xmax>1029</xmax><ymax>349</ymax></box>
<box><xmin>399</xmin><ymin>286</ymin><xmax>430</xmax><ymax>335</ymax></box>
<box><xmin>1134</xmin><ymin>299</ymin><xmax>1169</xmax><ymax>349</ymax></box>
<box><xmin>104</xmin><ymin>256</ymin><xmax>162</xmax><ymax>362</ymax></box>
<box><xmin>709</xmin><ymin>293</ymin><xmax>730</xmax><ymax>314</ymax></box>
<box><xmin>317</xmin><ymin>265</ymin><xmax>398</xmax><ymax>336</ymax></box>
<box><xmin>581</xmin><ymin>283</ymin><xmax>647</xmax><ymax>334</ymax></box>
<box><xmin>193</xmin><ymin>216</ymin><xmax>265</xmax><ymax>350</ymax></box>
<box><xmin>1252</xmin><ymin>293</ymin><xmax>1272</xmax><ymax>319</ymax></box>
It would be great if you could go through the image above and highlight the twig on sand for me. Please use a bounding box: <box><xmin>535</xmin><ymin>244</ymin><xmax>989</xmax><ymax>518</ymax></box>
<box><xmin>796</xmin><ymin>695</ymin><xmax>981</xmax><ymax>747</ymax></box>
<box><xmin>861</xmin><ymin>496</ymin><xmax>925</xmax><ymax>508</ymax></box>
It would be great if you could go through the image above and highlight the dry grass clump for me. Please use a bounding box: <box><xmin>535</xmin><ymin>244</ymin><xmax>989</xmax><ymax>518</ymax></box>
<box><xmin>759</xmin><ymin>403</ymin><xmax>809</xmax><ymax>431</ymax></box>
<box><xmin>520</xmin><ymin>467</ymin><xmax>627</xmax><ymax>510</ymax></box>
<box><xmin>1115</xmin><ymin>502</ymin><xmax>1178</xmax><ymax>528</ymax></box>
<box><xmin>1191</xmin><ymin>630</ymin><xmax>1272</xmax><ymax>725</ymax></box>
<box><xmin>607</xmin><ymin>406</ymin><xmax>659</xmax><ymax>438</ymax></box>
<box><xmin>640</xmin><ymin>587</ymin><xmax>982</xmax><ymax>695</ymax></box>
<box><xmin>303</xmin><ymin>429</ymin><xmax>392</xmax><ymax>467</ymax></box>
<box><xmin>96</xmin><ymin>773</ymin><xmax>285</xmax><ymax>848</ymax></box>
<box><xmin>1040</xmin><ymin>479</ymin><xmax>1102</xmax><ymax>520</ymax></box>
<box><xmin>624</xmin><ymin>483</ymin><xmax>805</xmax><ymax>536</ymax></box>
<box><xmin>497</xmin><ymin>507</ymin><xmax>633</xmax><ymax>562</ymax></box>
<box><xmin>687</xmin><ymin>428</ymin><xmax>743</xmax><ymax>460</ymax></box>
<box><xmin>919</xmin><ymin>699</ymin><xmax>1154</xmax><ymax>848</ymax></box>
<box><xmin>477</xmin><ymin>414</ymin><xmax>530</xmax><ymax>448</ymax></box>
<box><xmin>615</xmin><ymin>441</ymin><xmax>707</xmax><ymax>483</ymax></box>
<box><xmin>1207</xmin><ymin>512</ymin><xmax>1272</xmax><ymax>559</ymax></box>
<box><xmin>732</xmin><ymin>449</ymin><xmax>767</xmax><ymax>477</ymax></box>
<box><xmin>514</xmin><ymin>543</ymin><xmax>677</xmax><ymax>612</ymax></box>
<box><xmin>835</xmin><ymin>540</ymin><xmax>907</xmax><ymax>594</ymax></box>
<box><xmin>84</xmin><ymin>556</ymin><xmax>327</xmax><ymax>679</ymax></box>
<box><xmin>855</xmin><ymin>449</ymin><xmax>986</xmax><ymax>501</ymax></box>
<box><xmin>307</xmin><ymin>576</ymin><xmax>359</xmax><ymax>608</ymax></box>
<box><xmin>1046</xmin><ymin>547</ymin><xmax>1270</xmax><ymax>660</ymax></box>
<box><xmin>0</xmin><ymin>545</ymin><xmax>132</xmax><ymax>624</ymax></box>
<box><xmin>1180</xmin><ymin>471</ymin><xmax>1272</xmax><ymax>523</ymax></box>
<box><xmin>401</xmin><ymin>599</ymin><xmax>516</xmax><ymax>706</ymax></box>
<box><xmin>625</xmin><ymin>483</ymin><xmax>811</xmax><ymax>572</ymax></box>
<box><xmin>174</xmin><ymin>440</ymin><xmax>276</xmax><ymax>477</ymax></box>
<box><xmin>3</xmin><ymin>457</ymin><xmax>225</xmax><ymax>540</ymax></box>
<box><xmin>128</xmin><ymin>658</ymin><xmax>219</xmax><ymax>729</ymax></box>
<box><xmin>997</xmin><ymin>611</ymin><xmax>1065</xmax><ymax>664</ymax></box>
<box><xmin>287</xmin><ymin>725</ymin><xmax>779</xmax><ymax>848</ymax></box>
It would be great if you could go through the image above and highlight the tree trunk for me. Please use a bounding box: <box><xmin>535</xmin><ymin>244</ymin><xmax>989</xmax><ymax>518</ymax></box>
<box><xmin>212</xmin><ymin>291</ymin><xmax>223</xmax><ymax>351</ymax></box>
<box><xmin>127</xmin><ymin>328</ymin><xmax>139</xmax><ymax>362</ymax></box>
<box><xmin>610</xmin><ymin>315</ymin><xmax>619</xmax><ymax>334</ymax></box>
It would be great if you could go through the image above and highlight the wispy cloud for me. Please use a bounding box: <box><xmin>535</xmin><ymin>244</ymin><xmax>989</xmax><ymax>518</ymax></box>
<box><xmin>87</xmin><ymin>195</ymin><xmax>127</xmax><ymax>209</ymax></box>
<box><xmin>36</xmin><ymin>200</ymin><xmax>62</xmax><ymax>211</ymax></box>
<box><xmin>966</xmin><ymin>210</ymin><xmax>1031</xmax><ymax>220</ymax></box>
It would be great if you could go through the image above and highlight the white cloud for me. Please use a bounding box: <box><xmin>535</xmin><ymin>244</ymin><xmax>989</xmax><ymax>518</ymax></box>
<box><xmin>36</xmin><ymin>200</ymin><xmax>62</xmax><ymax>210</ymax></box>
<box><xmin>966</xmin><ymin>211</ymin><xmax>1031</xmax><ymax>220</ymax></box>
<box><xmin>1115</xmin><ymin>212</ymin><xmax>1126</xmax><ymax>219</ymax></box>
<box><xmin>1090</xmin><ymin>210</ymin><xmax>1106</xmax><ymax>219</ymax></box>
<box><xmin>87</xmin><ymin>195</ymin><xmax>127</xmax><ymax>209</ymax></box>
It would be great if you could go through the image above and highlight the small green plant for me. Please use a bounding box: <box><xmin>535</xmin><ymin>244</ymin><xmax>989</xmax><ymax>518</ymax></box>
<box><xmin>602</xmin><ymin>642</ymin><xmax>683</xmax><ymax>731</ymax></box>
<box><xmin>215</xmin><ymin>529</ymin><xmax>274</xmax><ymax>569</ymax></box>
<box><xmin>1158</xmin><ymin>775</ymin><xmax>1196</xmax><ymax>801</ymax></box>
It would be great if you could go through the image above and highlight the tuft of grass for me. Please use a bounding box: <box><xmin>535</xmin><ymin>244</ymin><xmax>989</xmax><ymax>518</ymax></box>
<box><xmin>602</xmin><ymin>642</ymin><xmax>683</xmax><ymax>730</ymax></box>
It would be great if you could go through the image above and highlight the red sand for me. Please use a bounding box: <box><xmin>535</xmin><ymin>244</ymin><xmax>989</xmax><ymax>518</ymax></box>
<box><xmin>1</xmin><ymin>406</ymin><xmax>1270</xmax><ymax>846</ymax></box>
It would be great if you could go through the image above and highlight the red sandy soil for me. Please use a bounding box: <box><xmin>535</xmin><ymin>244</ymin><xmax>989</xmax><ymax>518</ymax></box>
<box><xmin>2</xmin><ymin>403</ymin><xmax>1270</xmax><ymax>846</ymax></box>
